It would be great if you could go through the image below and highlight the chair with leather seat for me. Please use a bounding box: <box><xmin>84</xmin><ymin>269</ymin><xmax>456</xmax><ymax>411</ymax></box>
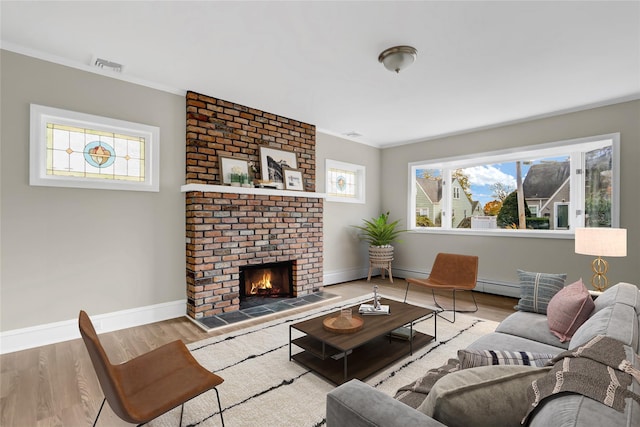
<box><xmin>79</xmin><ymin>310</ymin><xmax>225</xmax><ymax>426</ymax></box>
<box><xmin>404</xmin><ymin>253</ymin><xmax>479</xmax><ymax>323</ymax></box>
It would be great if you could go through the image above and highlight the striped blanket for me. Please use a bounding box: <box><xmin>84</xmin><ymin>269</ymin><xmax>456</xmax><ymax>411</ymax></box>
<box><xmin>523</xmin><ymin>335</ymin><xmax>640</xmax><ymax>423</ymax></box>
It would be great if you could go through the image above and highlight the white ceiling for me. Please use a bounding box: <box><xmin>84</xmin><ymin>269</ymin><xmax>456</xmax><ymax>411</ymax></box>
<box><xmin>1</xmin><ymin>1</ymin><xmax>639</xmax><ymax>147</ymax></box>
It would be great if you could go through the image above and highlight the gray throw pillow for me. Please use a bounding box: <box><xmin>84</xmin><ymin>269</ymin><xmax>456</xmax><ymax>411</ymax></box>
<box><xmin>418</xmin><ymin>365</ymin><xmax>550</xmax><ymax>427</ymax></box>
<box><xmin>515</xmin><ymin>270</ymin><xmax>566</xmax><ymax>314</ymax></box>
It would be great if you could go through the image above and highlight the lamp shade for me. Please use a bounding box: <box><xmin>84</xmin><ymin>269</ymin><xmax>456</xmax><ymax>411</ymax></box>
<box><xmin>575</xmin><ymin>227</ymin><xmax>627</xmax><ymax>257</ymax></box>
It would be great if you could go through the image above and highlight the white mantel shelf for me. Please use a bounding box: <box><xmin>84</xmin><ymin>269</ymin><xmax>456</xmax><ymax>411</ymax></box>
<box><xmin>181</xmin><ymin>184</ymin><xmax>327</xmax><ymax>199</ymax></box>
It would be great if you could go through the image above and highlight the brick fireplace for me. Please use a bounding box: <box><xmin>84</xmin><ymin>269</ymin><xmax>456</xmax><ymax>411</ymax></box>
<box><xmin>183</xmin><ymin>92</ymin><xmax>323</xmax><ymax>319</ymax></box>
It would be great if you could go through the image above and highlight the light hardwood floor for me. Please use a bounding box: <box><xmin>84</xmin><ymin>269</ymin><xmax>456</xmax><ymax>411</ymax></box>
<box><xmin>0</xmin><ymin>277</ymin><xmax>517</xmax><ymax>426</ymax></box>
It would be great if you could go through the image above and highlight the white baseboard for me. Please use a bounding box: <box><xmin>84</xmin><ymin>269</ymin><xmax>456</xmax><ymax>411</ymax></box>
<box><xmin>323</xmin><ymin>267</ymin><xmax>369</xmax><ymax>286</ymax></box>
<box><xmin>0</xmin><ymin>300</ymin><xmax>186</xmax><ymax>355</ymax></box>
<box><xmin>475</xmin><ymin>279</ymin><xmax>520</xmax><ymax>298</ymax></box>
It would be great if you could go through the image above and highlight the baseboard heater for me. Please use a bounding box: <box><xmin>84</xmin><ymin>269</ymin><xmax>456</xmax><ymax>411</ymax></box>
<box><xmin>474</xmin><ymin>279</ymin><xmax>519</xmax><ymax>298</ymax></box>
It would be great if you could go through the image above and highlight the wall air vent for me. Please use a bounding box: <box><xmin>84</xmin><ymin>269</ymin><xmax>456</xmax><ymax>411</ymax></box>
<box><xmin>342</xmin><ymin>131</ymin><xmax>362</xmax><ymax>138</ymax></box>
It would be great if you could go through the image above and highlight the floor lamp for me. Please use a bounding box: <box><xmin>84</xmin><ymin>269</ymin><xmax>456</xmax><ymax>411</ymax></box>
<box><xmin>574</xmin><ymin>227</ymin><xmax>627</xmax><ymax>292</ymax></box>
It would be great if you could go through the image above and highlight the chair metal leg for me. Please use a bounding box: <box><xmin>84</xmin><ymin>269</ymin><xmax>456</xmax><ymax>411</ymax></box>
<box><xmin>432</xmin><ymin>289</ymin><xmax>478</xmax><ymax>323</ymax></box>
<box><xmin>214</xmin><ymin>387</ymin><xmax>225</xmax><ymax>427</ymax></box>
<box><xmin>137</xmin><ymin>395</ymin><xmax>217</xmax><ymax>427</ymax></box>
<box><xmin>403</xmin><ymin>281</ymin><xmax>410</xmax><ymax>303</ymax></box>
<box><xmin>92</xmin><ymin>397</ymin><xmax>106</xmax><ymax>427</ymax></box>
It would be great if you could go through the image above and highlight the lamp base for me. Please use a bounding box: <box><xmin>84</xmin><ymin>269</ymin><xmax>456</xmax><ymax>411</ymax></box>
<box><xmin>590</xmin><ymin>256</ymin><xmax>609</xmax><ymax>292</ymax></box>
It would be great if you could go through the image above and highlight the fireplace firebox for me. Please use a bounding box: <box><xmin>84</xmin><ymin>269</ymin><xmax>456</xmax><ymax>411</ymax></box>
<box><xmin>239</xmin><ymin>261</ymin><xmax>294</xmax><ymax>308</ymax></box>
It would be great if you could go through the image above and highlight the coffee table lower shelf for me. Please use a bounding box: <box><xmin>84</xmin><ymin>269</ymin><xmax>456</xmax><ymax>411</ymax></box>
<box><xmin>291</xmin><ymin>332</ymin><xmax>434</xmax><ymax>385</ymax></box>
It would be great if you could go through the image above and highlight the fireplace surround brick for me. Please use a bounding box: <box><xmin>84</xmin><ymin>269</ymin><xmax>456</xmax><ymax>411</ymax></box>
<box><xmin>184</xmin><ymin>92</ymin><xmax>323</xmax><ymax>319</ymax></box>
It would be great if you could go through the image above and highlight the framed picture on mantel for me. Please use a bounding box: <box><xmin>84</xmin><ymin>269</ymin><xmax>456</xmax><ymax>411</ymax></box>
<box><xmin>219</xmin><ymin>156</ymin><xmax>249</xmax><ymax>186</ymax></box>
<box><xmin>283</xmin><ymin>168</ymin><xmax>304</xmax><ymax>191</ymax></box>
<box><xmin>259</xmin><ymin>147</ymin><xmax>297</xmax><ymax>186</ymax></box>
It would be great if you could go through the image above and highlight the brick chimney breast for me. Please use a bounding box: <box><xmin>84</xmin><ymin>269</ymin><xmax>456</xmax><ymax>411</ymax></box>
<box><xmin>184</xmin><ymin>92</ymin><xmax>322</xmax><ymax>318</ymax></box>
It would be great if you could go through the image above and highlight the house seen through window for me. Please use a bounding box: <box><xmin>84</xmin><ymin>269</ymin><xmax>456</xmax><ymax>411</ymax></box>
<box><xmin>409</xmin><ymin>134</ymin><xmax>618</xmax><ymax>234</ymax></box>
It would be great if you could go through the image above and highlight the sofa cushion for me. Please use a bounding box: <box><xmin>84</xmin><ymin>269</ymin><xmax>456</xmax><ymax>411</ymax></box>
<box><xmin>458</xmin><ymin>349</ymin><xmax>554</xmax><ymax>368</ymax></box>
<box><xmin>418</xmin><ymin>365</ymin><xmax>549</xmax><ymax>427</ymax></box>
<box><xmin>326</xmin><ymin>379</ymin><xmax>447</xmax><ymax>427</ymax></box>
<box><xmin>594</xmin><ymin>282</ymin><xmax>640</xmax><ymax>314</ymax></box>
<box><xmin>547</xmin><ymin>278</ymin><xmax>594</xmax><ymax>342</ymax></box>
<box><xmin>569</xmin><ymin>303</ymin><xmax>639</xmax><ymax>350</ymax></box>
<box><xmin>516</xmin><ymin>270</ymin><xmax>566</xmax><ymax>314</ymax></box>
<box><xmin>495</xmin><ymin>311</ymin><xmax>570</xmax><ymax>350</ymax></box>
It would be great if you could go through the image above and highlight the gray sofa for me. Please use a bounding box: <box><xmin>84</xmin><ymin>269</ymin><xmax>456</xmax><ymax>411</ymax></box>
<box><xmin>326</xmin><ymin>282</ymin><xmax>640</xmax><ymax>427</ymax></box>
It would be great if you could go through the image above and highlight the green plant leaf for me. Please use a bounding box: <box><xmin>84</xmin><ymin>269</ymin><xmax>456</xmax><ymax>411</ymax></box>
<box><xmin>352</xmin><ymin>212</ymin><xmax>406</xmax><ymax>246</ymax></box>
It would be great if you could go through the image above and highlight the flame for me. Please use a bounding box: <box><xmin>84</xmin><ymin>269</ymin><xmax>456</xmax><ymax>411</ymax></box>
<box><xmin>250</xmin><ymin>272</ymin><xmax>272</xmax><ymax>295</ymax></box>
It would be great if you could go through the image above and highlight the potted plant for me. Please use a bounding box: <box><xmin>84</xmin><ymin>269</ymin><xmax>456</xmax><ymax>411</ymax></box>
<box><xmin>353</xmin><ymin>212</ymin><xmax>406</xmax><ymax>275</ymax></box>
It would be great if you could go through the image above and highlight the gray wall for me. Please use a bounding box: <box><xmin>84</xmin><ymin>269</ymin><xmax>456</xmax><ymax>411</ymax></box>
<box><xmin>1</xmin><ymin>51</ymin><xmax>186</xmax><ymax>330</ymax></box>
<box><xmin>383</xmin><ymin>100</ymin><xmax>640</xmax><ymax>290</ymax></box>
<box><xmin>316</xmin><ymin>133</ymin><xmax>383</xmax><ymax>283</ymax></box>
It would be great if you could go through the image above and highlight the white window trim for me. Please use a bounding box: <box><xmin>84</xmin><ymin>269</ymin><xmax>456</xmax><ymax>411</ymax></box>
<box><xmin>30</xmin><ymin>104</ymin><xmax>160</xmax><ymax>192</ymax></box>
<box><xmin>325</xmin><ymin>159</ymin><xmax>365</xmax><ymax>204</ymax></box>
<box><xmin>407</xmin><ymin>133</ymin><xmax>620</xmax><ymax>238</ymax></box>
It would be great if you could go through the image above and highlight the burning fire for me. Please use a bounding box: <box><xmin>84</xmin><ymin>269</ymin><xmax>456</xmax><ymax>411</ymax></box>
<box><xmin>250</xmin><ymin>272</ymin><xmax>272</xmax><ymax>295</ymax></box>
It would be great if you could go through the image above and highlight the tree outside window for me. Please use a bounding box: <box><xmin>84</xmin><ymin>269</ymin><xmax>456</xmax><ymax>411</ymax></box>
<box><xmin>409</xmin><ymin>134</ymin><xmax>618</xmax><ymax>234</ymax></box>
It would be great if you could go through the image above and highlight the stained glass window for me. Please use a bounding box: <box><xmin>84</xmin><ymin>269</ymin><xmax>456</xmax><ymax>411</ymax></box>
<box><xmin>46</xmin><ymin>123</ymin><xmax>146</xmax><ymax>182</ymax></box>
<box><xmin>30</xmin><ymin>104</ymin><xmax>159</xmax><ymax>191</ymax></box>
<box><xmin>326</xmin><ymin>160</ymin><xmax>365</xmax><ymax>203</ymax></box>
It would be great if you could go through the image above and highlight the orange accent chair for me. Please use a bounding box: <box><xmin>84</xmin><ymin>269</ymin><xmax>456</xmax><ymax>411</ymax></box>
<box><xmin>79</xmin><ymin>310</ymin><xmax>225</xmax><ymax>426</ymax></box>
<box><xmin>404</xmin><ymin>253</ymin><xmax>479</xmax><ymax>323</ymax></box>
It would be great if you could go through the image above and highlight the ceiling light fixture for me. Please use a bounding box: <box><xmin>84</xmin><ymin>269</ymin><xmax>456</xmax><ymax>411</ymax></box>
<box><xmin>378</xmin><ymin>45</ymin><xmax>417</xmax><ymax>73</ymax></box>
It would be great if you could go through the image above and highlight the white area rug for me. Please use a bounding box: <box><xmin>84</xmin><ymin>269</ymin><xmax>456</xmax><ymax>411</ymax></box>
<box><xmin>149</xmin><ymin>294</ymin><xmax>498</xmax><ymax>427</ymax></box>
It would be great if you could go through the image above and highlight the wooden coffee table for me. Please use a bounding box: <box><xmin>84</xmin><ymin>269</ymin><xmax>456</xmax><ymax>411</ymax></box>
<box><xmin>289</xmin><ymin>298</ymin><xmax>436</xmax><ymax>385</ymax></box>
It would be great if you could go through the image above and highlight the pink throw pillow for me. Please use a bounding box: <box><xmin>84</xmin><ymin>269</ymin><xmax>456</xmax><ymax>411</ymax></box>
<box><xmin>547</xmin><ymin>279</ymin><xmax>595</xmax><ymax>342</ymax></box>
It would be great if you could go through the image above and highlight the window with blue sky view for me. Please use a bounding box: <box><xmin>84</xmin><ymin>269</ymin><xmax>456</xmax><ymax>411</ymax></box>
<box><xmin>410</xmin><ymin>134</ymin><xmax>617</xmax><ymax>233</ymax></box>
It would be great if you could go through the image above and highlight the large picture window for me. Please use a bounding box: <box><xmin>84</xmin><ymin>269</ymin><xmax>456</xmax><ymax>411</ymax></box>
<box><xmin>409</xmin><ymin>134</ymin><xmax>619</xmax><ymax>235</ymax></box>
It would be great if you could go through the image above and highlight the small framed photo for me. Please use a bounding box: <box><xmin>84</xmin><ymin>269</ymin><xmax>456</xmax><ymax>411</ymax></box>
<box><xmin>259</xmin><ymin>146</ymin><xmax>297</xmax><ymax>184</ymax></box>
<box><xmin>219</xmin><ymin>156</ymin><xmax>249</xmax><ymax>185</ymax></box>
<box><xmin>283</xmin><ymin>168</ymin><xmax>304</xmax><ymax>191</ymax></box>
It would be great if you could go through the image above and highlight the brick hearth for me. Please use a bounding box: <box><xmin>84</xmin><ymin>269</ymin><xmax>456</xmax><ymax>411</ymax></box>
<box><xmin>184</xmin><ymin>92</ymin><xmax>323</xmax><ymax>319</ymax></box>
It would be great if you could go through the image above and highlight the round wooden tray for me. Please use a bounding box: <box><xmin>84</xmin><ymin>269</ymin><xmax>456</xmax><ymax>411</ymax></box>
<box><xmin>322</xmin><ymin>314</ymin><xmax>364</xmax><ymax>334</ymax></box>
